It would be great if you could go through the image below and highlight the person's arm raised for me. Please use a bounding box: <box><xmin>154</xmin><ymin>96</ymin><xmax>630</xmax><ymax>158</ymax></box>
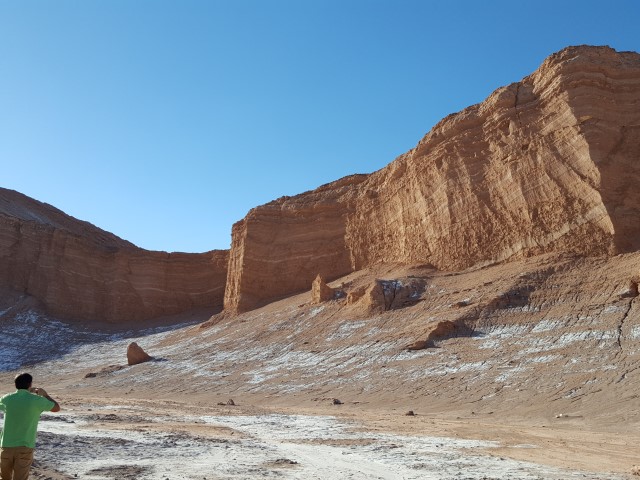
<box><xmin>32</xmin><ymin>387</ymin><xmax>61</xmax><ymax>412</ymax></box>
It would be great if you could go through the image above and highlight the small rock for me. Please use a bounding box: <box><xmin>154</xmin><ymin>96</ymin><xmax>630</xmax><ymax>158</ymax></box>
<box><xmin>332</xmin><ymin>398</ymin><xmax>343</xmax><ymax>405</ymax></box>
<box><xmin>273</xmin><ymin>458</ymin><xmax>298</xmax><ymax>465</ymax></box>
<box><xmin>227</xmin><ymin>399</ymin><xmax>236</xmax><ymax>406</ymax></box>
<box><xmin>405</xmin><ymin>410</ymin><xmax>416</xmax><ymax>416</ymax></box>
<box><xmin>127</xmin><ymin>342</ymin><xmax>152</xmax><ymax>366</ymax></box>
<box><xmin>631</xmin><ymin>465</ymin><xmax>640</xmax><ymax>476</ymax></box>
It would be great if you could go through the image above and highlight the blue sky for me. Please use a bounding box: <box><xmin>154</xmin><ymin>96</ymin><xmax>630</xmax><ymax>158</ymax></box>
<box><xmin>1</xmin><ymin>1</ymin><xmax>638</xmax><ymax>252</ymax></box>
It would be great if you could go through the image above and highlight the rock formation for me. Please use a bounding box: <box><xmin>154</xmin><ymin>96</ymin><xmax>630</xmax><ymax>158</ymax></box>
<box><xmin>406</xmin><ymin>320</ymin><xmax>465</xmax><ymax>350</ymax></box>
<box><xmin>311</xmin><ymin>274</ymin><xmax>335</xmax><ymax>303</ymax></box>
<box><xmin>224</xmin><ymin>46</ymin><xmax>640</xmax><ymax>313</ymax></box>
<box><xmin>359</xmin><ymin>278</ymin><xmax>426</xmax><ymax>312</ymax></box>
<box><xmin>3</xmin><ymin>46</ymin><xmax>639</xmax><ymax>320</ymax></box>
<box><xmin>0</xmin><ymin>188</ymin><xmax>228</xmax><ymax>322</ymax></box>
<box><xmin>127</xmin><ymin>342</ymin><xmax>152</xmax><ymax>365</ymax></box>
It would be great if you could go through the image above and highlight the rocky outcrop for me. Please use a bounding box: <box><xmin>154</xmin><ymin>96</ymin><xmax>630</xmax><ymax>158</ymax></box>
<box><xmin>224</xmin><ymin>46</ymin><xmax>640</xmax><ymax>313</ymax></box>
<box><xmin>127</xmin><ymin>342</ymin><xmax>152</xmax><ymax>365</ymax></box>
<box><xmin>358</xmin><ymin>278</ymin><xmax>426</xmax><ymax>312</ymax></box>
<box><xmin>311</xmin><ymin>274</ymin><xmax>335</xmax><ymax>304</ymax></box>
<box><xmin>0</xmin><ymin>189</ymin><xmax>228</xmax><ymax>323</ymax></box>
<box><xmin>4</xmin><ymin>46</ymin><xmax>639</xmax><ymax>319</ymax></box>
<box><xmin>406</xmin><ymin>320</ymin><xmax>467</xmax><ymax>350</ymax></box>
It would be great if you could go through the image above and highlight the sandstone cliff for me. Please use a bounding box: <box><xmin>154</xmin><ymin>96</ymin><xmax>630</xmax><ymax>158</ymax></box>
<box><xmin>225</xmin><ymin>46</ymin><xmax>640</xmax><ymax>312</ymax></box>
<box><xmin>0</xmin><ymin>189</ymin><xmax>228</xmax><ymax>322</ymax></box>
<box><xmin>223</xmin><ymin>175</ymin><xmax>365</xmax><ymax>312</ymax></box>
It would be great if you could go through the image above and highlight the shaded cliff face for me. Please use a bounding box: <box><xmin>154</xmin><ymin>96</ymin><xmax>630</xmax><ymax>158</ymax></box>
<box><xmin>223</xmin><ymin>175</ymin><xmax>365</xmax><ymax>312</ymax></box>
<box><xmin>225</xmin><ymin>46</ymin><xmax>640</xmax><ymax>312</ymax></box>
<box><xmin>0</xmin><ymin>189</ymin><xmax>228</xmax><ymax>322</ymax></box>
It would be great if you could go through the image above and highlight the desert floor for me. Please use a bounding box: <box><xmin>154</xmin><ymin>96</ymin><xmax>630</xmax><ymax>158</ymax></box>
<box><xmin>3</xmin><ymin>256</ymin><xmax>640</xmax><ymax>479</ymax></box>
<box><xmin>19</xmin><ymin>392</ymin><xmax>639</xmax><ymax>480</ymax></box>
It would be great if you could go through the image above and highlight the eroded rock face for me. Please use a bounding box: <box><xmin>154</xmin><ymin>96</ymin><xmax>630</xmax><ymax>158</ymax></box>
<box><xmin>225</xmin><ymin>46</ymin><xmax>640</xmax><ymax>312</ymax></box>
<box><xmin>358</xmin><ymin>278</ymin><xmax>425</xmax><ymax>312</ymax></box>
<box><xmin>348</xmin><ymin>46</ymin><xmax>640</xmax><ymax>270</ymax></box>
<box><xmin>0</xmin><ymin>189</ymin><xmax>229</xmax><ymax>322</ymax></box>
<box><xmin>224</xmin><ymin>176</ymin><xmax>365</xmax><ymax>312</ymax></box>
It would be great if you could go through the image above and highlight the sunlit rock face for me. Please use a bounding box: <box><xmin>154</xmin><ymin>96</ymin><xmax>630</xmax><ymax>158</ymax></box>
<box><xmin>0</xmin><ymin>189</ymin><xmax>228</xmax><ymax>322</ymax></box>
<box><xmin>225</xmin><ymin>46</ymin><xmax>640</xmax><ymax>313</ymax></box>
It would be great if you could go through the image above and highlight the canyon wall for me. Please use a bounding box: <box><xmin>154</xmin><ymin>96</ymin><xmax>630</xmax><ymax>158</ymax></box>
<box><xmin>223</xmin><ymin>175</ymin><xmax>364</xmax><ymax>312</ymax></box>
<box><xmin>3</xmin><ymin>46</ymin><xmax>638</xmax><ymax>318</ymax></box>
<box><xmin>225</xmin><ymin>46</ymin><xmax>640</xmax><ymax>312</ymax></box>
<box><xmin>0</xmin><ymin>189</ymin><xmax>228</xmax><ymax>322</ymax></box>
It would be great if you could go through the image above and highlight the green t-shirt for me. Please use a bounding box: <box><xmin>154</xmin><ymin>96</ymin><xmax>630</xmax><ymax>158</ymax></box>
<box><xmin>0</xmin><ymin>389</ymin><xmax>55</xmax><ymax>448</ymax></box>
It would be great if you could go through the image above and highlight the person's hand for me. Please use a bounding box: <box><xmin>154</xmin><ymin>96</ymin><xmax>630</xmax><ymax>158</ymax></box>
<box><xmin>31</xmin><ymin>387</ymin><xmax>48</xmax><ymax>397</ymax></box>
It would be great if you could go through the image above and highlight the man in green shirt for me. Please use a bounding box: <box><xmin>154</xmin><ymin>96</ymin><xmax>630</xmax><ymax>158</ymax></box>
<box><xmin>0</xmin><ymin>373</ymin><xmax>60</xmax><ymax>480</ymax></box>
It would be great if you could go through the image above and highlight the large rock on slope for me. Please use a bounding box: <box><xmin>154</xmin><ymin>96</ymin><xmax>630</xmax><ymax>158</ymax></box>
<box><xmin>0</xmin><ymin>189</ymin><xmax>228</xmax><ymax>323</ymax></box>
<box><xmin>224</xmin><ymin>45</ymin><xmax>640</xmax><ymax>312</ymax></box>
<box><xmin>127</xmin><ymin>342</ymin><xmax>152</xmax><ymax>365</ymax></box>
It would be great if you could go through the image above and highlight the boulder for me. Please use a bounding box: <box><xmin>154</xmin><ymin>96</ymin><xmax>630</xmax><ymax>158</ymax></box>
<box><xmin>361</xmin><ymin>278</ymin><xmax>425</xmax><ymax>312</ymax></box>
<box><xmin>127</xmin><ymin>342</ymin><xmax>152</xmax><ymax>366</ymax></box>
<box><xmin>407</xmin><ymin>320</ymin><xmax>465</xmax><ymax>350</ymax></box>
<box><xmin>346</xmin><ymin>286</ymin><xmax>367</xmax><ymax>305</ymax></box>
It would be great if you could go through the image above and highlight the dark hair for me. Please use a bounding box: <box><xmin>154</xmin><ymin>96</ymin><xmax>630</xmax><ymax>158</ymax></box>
<box><xmin>14</xmin><ymin>373</ymin><xmax>33</xmax><ymax>390</ymax></box>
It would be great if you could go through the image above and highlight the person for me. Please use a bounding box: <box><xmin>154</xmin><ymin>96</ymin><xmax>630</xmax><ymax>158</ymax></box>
<box><xmin>0</xmin><ymin>373</ymin><xmax>60</xmax><ymax>480</ymax></box>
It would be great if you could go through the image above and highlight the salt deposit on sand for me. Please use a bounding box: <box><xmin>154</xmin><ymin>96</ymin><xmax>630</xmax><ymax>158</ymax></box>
<box><xmin>32</xmin><ymin>402</ymin><xmax>626</xmax><ymax>480</ymax></box>
<box><xmin>1</xmin><ymin>288</ymin><xmax>639</xmax><ymax>479</ymax></box>
<box><xmin>3</xmin><ymin>252</ymin><xmax>640</xmax><ymax>479</ymax></box>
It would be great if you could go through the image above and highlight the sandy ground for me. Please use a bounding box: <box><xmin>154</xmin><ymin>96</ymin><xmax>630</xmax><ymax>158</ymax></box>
<box><xmin>11</xmin><ymin>395</ymin><xmax>634</xmax><ymax>480</ymax></box>
<box><xmin>2</xmin><ymin>254</ymin><xmax>640</xmax><ymax>478</ymax></box>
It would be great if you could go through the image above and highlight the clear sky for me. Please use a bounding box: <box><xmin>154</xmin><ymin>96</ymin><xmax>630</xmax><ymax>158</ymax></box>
<box><xmin>1</xmin><ymin>1</ymin><xmax>638</xmax><ymax>252</ymax></box>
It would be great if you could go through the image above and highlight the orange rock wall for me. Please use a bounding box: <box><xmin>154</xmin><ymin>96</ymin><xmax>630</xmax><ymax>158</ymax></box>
<box><xmin>223</xmin><ymin>176</ymin><xmax>364</xmax><ymax>312</ymax></box>
<box><xmin>0</xmin><ymin>191</ymin><xmax>228</xmax><ymax>322</ymax></box>
<box><xmin>225</xmin><ymin>46</ymin><xmax>640</xmax><ymax>312</ymax></box>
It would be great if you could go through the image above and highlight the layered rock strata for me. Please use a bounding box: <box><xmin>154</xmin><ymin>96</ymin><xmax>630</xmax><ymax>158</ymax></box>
<box><xmin>225</xmin><ymin>45</ymin><xmax>640</xmax><ymax>312</ymax></box>
<box><xmin>0</xmin><ymin>189</ymin><xmax>228</xmax><ymax>322</ymax></box>
<box><xmin>224</xmin><ymin>175</ymin><xmax>365</xmax><ymax>312</ymax></box>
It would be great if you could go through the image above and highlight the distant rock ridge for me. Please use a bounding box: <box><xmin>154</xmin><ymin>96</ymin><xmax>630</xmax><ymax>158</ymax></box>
<box><xmin>224</xmin><ymin>45</ymin><xmax>640</xmax><ymax>312</ymax></box>
<box><xmin>0</xmin><ymin>188</ymin><xmax>228</xmax><ymax>322</ymax></box>
<box><xmin>0</xmin><ymin>189</ymin><xmax>134</xmax><ymax>249</ymax></box>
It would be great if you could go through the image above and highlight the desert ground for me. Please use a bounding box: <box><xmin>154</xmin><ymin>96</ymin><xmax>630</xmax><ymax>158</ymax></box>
<box><xmin>2</xmin><ymin>253</ymin><xmax>640</xmax><ymax>479</ymax></box>
<box><xmin>21</xmin><ymin>395</ymin><xmax>639</xmax><ymax>479</ymax></box>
